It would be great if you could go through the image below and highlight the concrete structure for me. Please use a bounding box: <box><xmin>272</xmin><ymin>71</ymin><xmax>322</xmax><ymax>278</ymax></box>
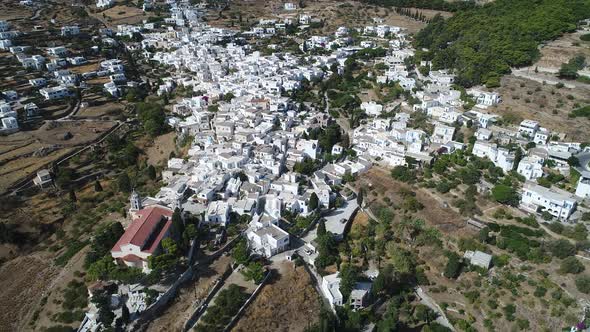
<box><xmin>521</xmin><ymin>182</ymin><xmax>577</xmax><ymax>220</ymax></box>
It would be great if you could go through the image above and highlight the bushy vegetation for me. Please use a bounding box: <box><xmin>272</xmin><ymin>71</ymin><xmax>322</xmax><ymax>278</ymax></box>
<box><xmin>415</xmin><ymin>0</ymin><xmax>590</xmax><ymax>87</ymax></box>
<box><xmin>361</xmin><ymin>0</ymin><xmax>475</xmax><ymax>12</ymax></box>
<box><xmin>569</xmin><ymin>105</ymin><xmax>590</xmax><ymax>119</ymax></box>
<box><xmin>558</xmin><ymin>55</ymin><xmax>587</xmax><ymax>79</ymax></box>
<box><xmin>195</xmin><ymin>284</ymin><xmax>248</xmax><ymax>332</ymax></box>
<box><xmin>136</xmin><ymin>102</ymin><xmax>168</xmax><ymax>137</ymax></box>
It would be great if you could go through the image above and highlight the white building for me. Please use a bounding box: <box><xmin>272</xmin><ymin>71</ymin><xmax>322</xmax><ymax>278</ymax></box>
<box><xmin>284</xmin><ymin>2</ymin><xmax>297</xmax><ymax>10</ymax></box>
<box><xmin>472</xmin><ymin>141</ymin><xmax>515</xmax><ymax>172</ymax></box>
<box><xmin>534</xmin><ymin>128</ymin><xmax>550</xmax><ymax>145</ymax></box>
<box><xmin>518</xmin><ymin>119</ymin><xmax>539</xmax><ymax>138</ymax></box>
<box><xmin>246</xmin><ymin>221</ymin><xmax>290</xmax><ymax>258</ymax></box>
<box><xmin>33</xmin><ymin>169</ymin><xmax>53</xmax><ymax>188</ymax></box>
<box><xmin>321</xmin><ymin>273</ymin><xmax>343</xmax><ymax>308</ymax></box>
<box><xmin>360</xmin><ymin>101</ymin><xmax>383</xmax><ymax>116</ymax></box>
<box><xmin>47</xmin><ymin>46</ymin><xmax>68</xmax><ymax>57</ymax></box>
<box><xmin>521</xmin><ymin>181</ymin><xmax>577</xmax><ymax>220</ymax></box>
<box><xmin>29</xmin><ymin>78</ymin><xmax>47</xmax><ymax>88</ymax></box>
<box><xmin>431</xmin><ymin>124</ymin><xmax>455</xmax><ymax>144</ymax></box>
<box><xmin>96</xmin><ymin>0</ymin><xmax>115</xmax><ymax>9</ymax></box>
<box><xmin>61</xmin><ymin>26</ymin><xmax>80</xmax><ymax>37</ymax></box>
<box><xmin>205</xmin><ymin>201</ymin><xmax>230</xmax><ymax>226</ymax></box>
<box><xmin>575</xmin><ymin>175</ymin><xmax>590</xmax><ymax>199</ymax></box>
<box><xmin>320</xmin><ymin>272</ymin><xmax>371</xmax><ymax>310</ymax></box>
<box><xmin>0</xmin><ymin>20</ymin><xmax>9</xmax><ymax>32</ymax></box>
<box><xmin>40</xmin><ymin>86</ymin><xmax>70</xmax><ymax>100</ymax></box>
<box><xmin>463</xmin><ymin>250</ymin><xmax>492</xmax><ymax>270</ymax></box>
<box><xmin>468</xmin><ymin>89</ymin><xmax>501</xmax><ymax>107</ymax></box>
<box><xmin>517</xmin><ymin>156</ymin><xmax>544</xmax><ymax>180</ymax></box>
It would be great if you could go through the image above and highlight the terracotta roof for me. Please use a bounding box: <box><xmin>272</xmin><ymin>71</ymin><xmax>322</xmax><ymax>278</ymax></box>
<box><xmin>120</xmin><ymin>254</ymin><xmax>143</xmax><ymax>263</ymax></box>
<box><xmin>111</xmin><ymin>205</ymin><xmax>173</xmax><ymax>254</ymax></box>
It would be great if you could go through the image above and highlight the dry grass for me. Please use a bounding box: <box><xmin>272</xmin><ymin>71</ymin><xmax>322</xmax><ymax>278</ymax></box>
<box><xmin>356</xmin><ymin>166</ymin><xmax>471</xmax><ymax>235</ymax></box>
<box><xmin>490</xmin><ymin>75</ymin><xmax>590</xmax><ymax>140</ymax></box>
<box><xmin>210</xmin><ymin>0</ymin><xmax>452</xmax><ymax>34</ymax></box>
<box><xmin>233</xmin><ymin>262</ymin><xmax>321</xmax><ymax>332</ymax></box>
<box><xmin>145</xmin><ymin>132</ymin><xmax>178</xmax><ymax>168</ymax></box>
<box><xmin>91</xmin><ymin>4</ymin><xmax>151</xmax><ymax>28</ymax></box>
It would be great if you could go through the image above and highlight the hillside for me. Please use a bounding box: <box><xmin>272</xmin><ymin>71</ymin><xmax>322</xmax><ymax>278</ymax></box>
<box><xmin>414</xmin><ymin>0</ymin><xmax>590</xmax><ymax>87</ymax></box>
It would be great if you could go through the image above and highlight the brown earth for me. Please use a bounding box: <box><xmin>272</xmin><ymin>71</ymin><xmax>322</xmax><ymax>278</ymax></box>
<box><xmin>210</xmin><ymin>0</ymin><xmax>452</xmax><ymax>34</ymax></box>
<box><xmin>145</xmin><ymin>132</ymin><xmax>178</xmax><ymax>168</ymax></box>
<box><xmin>233</xmin><ymin>262</ymin><xmax>322</xmax><ymax>332</ymax></box>
<box><xmin>146</xmin><ymin>255</ymin><xmax>233</xmax><ymax>332</ymax></box>
<box><xmin>489</xmin><ymin>75</ymin><xmax>590</xmax><ymax>141</ymax></box>
<box><xmin>0</xmin><ymin>120</ymin><xmax>116</xmax><ymax>193</ymax></box>
<box><xmin>0</xmin><ymin>252</ymin><xmax>59</xmax><ymax>332</ymax></box>
<box><xmin>356</xmin><ymin>166</ymin><xmax>471</xmax><ymax>235</ymax></box>
<box><xmin>90</xmin><ymin>4</ymin><xmax>154</xmax><ymax>28</ymax></box>
<box><xmin>535</xmin><ymin>30</ymin><xmax>590</xmax><ymax>71</ymax></box>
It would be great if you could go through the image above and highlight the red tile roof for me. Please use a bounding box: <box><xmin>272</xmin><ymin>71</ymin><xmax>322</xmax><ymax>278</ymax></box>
<box><xmin>120</xmin><ymin>254</ymin><xmax>143</xmax><ymax>263</ymax></box>
<box><xmin>111</xmin><ymin>205</ymin><xmax>174</xmax><ymax>254</ymax></box>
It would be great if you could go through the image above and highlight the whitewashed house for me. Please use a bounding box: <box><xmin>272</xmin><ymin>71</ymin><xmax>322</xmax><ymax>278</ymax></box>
<box><xmin>205</xmin><ymin>201</ymin><xmax>230</xmax><ymax>226</ymax></box>
<box><xmin>518</xmin><ymin>120</ymin><xmax>539</xmax><ymax>138</ymax></box>
<box><xmin>517</xmin><ymin>156</ymin><xmax>544</xmax><ymax>180</ymax></box>
<box><xmin>321</xmin><ymin>272</ymin><xmax>372</xmax><ymax>310</ymax></box>
<box><xmin>360</xmin><ymin>101</ymin><xmax>383</xmax><ymax>116</ymax></box>
<box><xmin>534</xmin><ymin>128</ymin><xmax>550</xmax><ymax>145</ymax></box>
<box><xmin>521</xmin><ymin>181</ymin><xmax>577</xmax><ymax>220</ymax></box>
<box><xmin>0</xmin><ymin>20</ymin><xmax>9</xmax><ymax>32</ymax></box>
<box><xmin>431</xmin><ymin>124</ymin><xmax>455</xmax><ymax>144</ymax></box>
<box><xmin>575</xmin><ymin>175</ymin><xmax>590</xmax><ymax>199</ymax></box>
<box><xmin>40</xmin><ymin>86</ymin><xmax>70</xmax><ymax>100</ymax></box>
<box><xmin>96</xmin><ymin>0</ymin><xmax>115</xmax><ymax>9</ymax></box>
<box><xmin>246</xmin><ymin>220</ymin><xmax>289</xmax><ymax>258</ymax></box>
<box><xmin>61</xmin><ymin>26</ymin><xmax>80</xmax><ymax>37</ymax></box>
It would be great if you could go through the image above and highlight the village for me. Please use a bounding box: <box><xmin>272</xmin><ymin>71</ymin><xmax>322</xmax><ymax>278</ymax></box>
<box><xmin>1</xmin><ymin>0</ymin><xmax>590</xmax><ymax>331</ymax></box>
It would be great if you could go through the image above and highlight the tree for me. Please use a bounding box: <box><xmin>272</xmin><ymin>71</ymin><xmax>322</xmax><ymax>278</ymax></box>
<box><xmin>339</xmin><ymin>264</ymin><xmax>358</xmax><ymax>300</ymax></box>
<box><xmin>357</xmin><ymin>188</ymin><xmax>364</xmax><ymax>207</ymax></box>
<box><xmin>55</xmin><ymin>167</ymin><xmax>78</xmax><ymax>189</ymax></box>
<box><xmin>575</xmin><ymin>275</ymin><xmax>590</xmax><ymax>294</ymax></box>
<box><xmin>69</xmin><ymin>190</ymin><xmax>77</xmax><ymax>203</ymax></box>
<box><xmin>549</xmin><ymin>239</ymin><xmax>576</xmax><ymax>259</ymax></box>
<box><xmin>317</xmin><ymin>218</ymin><xmax>326</xmax><ymax>237</ymax></box>
<box><xmin>415</xmin><ymin>304</ymin><xmax>438</xmax><ymax>324</ymax></box>
<box><xmin>309</xmin><ymin>192</ymin><xmax>319</xmax><ymax>210</ymax></box>
<box><xmin>567</xmin><ymin>156</ymin><xmax>580</xmax><ymax>167</ymax></box>
<box><xmin>170</xmin><ymin>208</ymin><xmax>184</xmax><ymax>239</ymax></box>
<box><xmin>242</xmin><ymin>262</ymin><xmax>265</xmax><ymax>284</ymax></box>
<box><xmin>182</xmin><ymin>224</ymin><xmax>198</xmax><ymax>248</ymax></box>
<box><xmin>444</xmin><ymin>252</ymin><xmax>462</xmax><ymax>279</ymax></box>
<box><xmin>491</xmin><ymin>184</ymin><xmax>519</xmax><ymax>206</ymax></box>
<box><xmin>117</xmin><ymin>173</ymin><xmax>132</xmax><ymax>193</ymax></box>
<box><xmin>232</xmin><ymin>239</ymin><xmax>249</xmax><ymax>265</ymax></box>
<box><xmin>121</xmin><ymin>302</ymin><xmax>130</xmax><ymax>323</ymax></box>
<box><xmin>391</xmin><ymin>166</ymin><xmax>416</xmax><ymax>183</ymax></box>
<box><xmin>94</xmin><ymin>180</ymin><xmax>103</xmax><ymax>192</ymax></box>
<box><xmin>147</xmin><ymin>165</ymin><xmax>157</xmax><ymax>180</ymax></box>
<box><xmin>559</xmin><ymin>257</ymin><xmax>585</xmax><ymax>274</ymax></box>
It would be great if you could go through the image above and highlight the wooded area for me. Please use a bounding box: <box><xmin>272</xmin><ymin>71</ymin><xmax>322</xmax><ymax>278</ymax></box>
<box><xmin>414</xmin><ymin>0</ymin><xmax>590</xmax><ymax>87</ymax></box>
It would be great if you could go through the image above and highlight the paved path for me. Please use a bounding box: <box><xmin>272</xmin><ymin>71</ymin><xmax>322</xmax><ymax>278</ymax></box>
<box><xmin>415</xmin><ymin>287</ymin><xmax>455</xmax><ymax>331</ymax></box>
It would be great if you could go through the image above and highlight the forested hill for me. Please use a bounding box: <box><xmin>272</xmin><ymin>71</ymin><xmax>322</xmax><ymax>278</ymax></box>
<box><xmin>361</xmin><ymin>0</ymin><xmax>476</xmax><ymax>12</ymax></box>
<box><xmin>413</xmin><ymin>0</ymin><xmax>590</xmax><ymax>87</ymax></box>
